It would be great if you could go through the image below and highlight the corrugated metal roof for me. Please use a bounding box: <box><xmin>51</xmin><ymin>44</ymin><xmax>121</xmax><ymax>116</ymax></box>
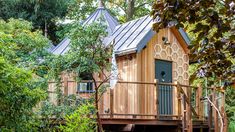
<box><xmin>47</xmin><ymin>43</ymin><xmax>56</xmax><ymax>52</ymax></box>
<box><xmin>51</xmin><ymin>6</ymin><xmax>119</xmax><ymax>55</ymax></box>
<box><xmin>82</xmin><ymin>7</ymin><xmax>119</xmax><ymax>35</ymax></box>
<box><xmin>52</xmin><ymin>13</ymin><xmax>190</xmax><ymax>56</ymax></box>
<box><xmin>105</xmin><ymin>15</ymin><xmax>155</xmax><ymax>55</ymax></box>
<box><xmin>105</xmin><ymin>15</ymin><xmax>190</xmax><ymax>55</ymax></box>
<box><xmin>50</xmin><ymin>37</ymin><xmax>70</xmax><ymax>55</ymax></box>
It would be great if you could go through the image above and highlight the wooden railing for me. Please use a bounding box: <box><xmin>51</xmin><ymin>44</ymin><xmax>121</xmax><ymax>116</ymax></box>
<box><xmin>48</xmin><ymin>80</ymin><xmax>226</xmax><ymax>131</ymax></box>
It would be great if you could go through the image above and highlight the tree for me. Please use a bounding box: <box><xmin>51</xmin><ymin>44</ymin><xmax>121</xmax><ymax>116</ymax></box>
<box><xmin>106</xmin><ymin>0</ymin><xmax>153</xmax><ymax>22</ymax></box>
<box><xmin>151</xmin><ymin>0</ymin><xmax>235</xmax><ymax>82</ymax></box>
<box><xmin>0</xmin><ymin>19</ymin><xmax>51</xmax><ymax>78</ymax></box>
<box><xmin>0</xmin><ymin>19</ymin><xmax>50</xmax><ymax>130</ymax></box>
<box><xmin>68</xmin><ymin>23</ymin><xmax>112</xmax><ymax>132</ymax></box>
<box><xmin>0</xmin><ymin>57</ymin><xmax>45</xmax><ymax>131</ymax></box>
<box><xmin>48</xmin><ymin>23</ymin><xmax>112</xmax><ymax>131</ymax></box>
<box><xmin>0</xmin><ymin>0</ymin><xmax>70</xmax><ymax>42</ymax></box>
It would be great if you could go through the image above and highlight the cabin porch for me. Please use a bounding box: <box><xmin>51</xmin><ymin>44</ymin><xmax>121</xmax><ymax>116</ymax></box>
<box><xmin>48</xmin><ymin>80</ymin><xmax>227</xmax><ymax>132</ymax></box>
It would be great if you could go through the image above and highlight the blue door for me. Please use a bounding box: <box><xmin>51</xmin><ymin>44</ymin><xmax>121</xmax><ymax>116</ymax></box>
<box><xmin>155</xmin><ymin>60</ymin><xmax>173</xmax><ymax>115</ymax></box>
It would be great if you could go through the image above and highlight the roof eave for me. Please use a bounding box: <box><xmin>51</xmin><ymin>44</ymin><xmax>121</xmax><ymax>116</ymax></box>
<box><xmin>115</xmin><ymin>48</ymin><xmax>137</xmax><ymax>56</ymax></box>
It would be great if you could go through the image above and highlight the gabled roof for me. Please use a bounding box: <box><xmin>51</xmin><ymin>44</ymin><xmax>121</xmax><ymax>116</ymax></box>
<box><xmin>105</xmin><ymin>15</ymin><xmax>154</xmax><ymax>55</ymax></box>
<box><xmin>105</xmin><ymin>15</ymin><xmax>190</xmax><ymax>55</ymax></box>
<box><xmin>51</xmin><ymin>6</ymin><xmax>119</xmax><ymax>55</ymax></box>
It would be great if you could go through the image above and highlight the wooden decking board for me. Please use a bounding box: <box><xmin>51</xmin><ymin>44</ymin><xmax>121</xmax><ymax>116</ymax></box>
<box><xmin>101</xmin><ymin>118</ymin><xmax>181</xmax><ymax>126</ymax></box>
<box><xmin>101</xmin><ymin>118</ymin><xmax>210</xmax><ymax>129</ymax></box>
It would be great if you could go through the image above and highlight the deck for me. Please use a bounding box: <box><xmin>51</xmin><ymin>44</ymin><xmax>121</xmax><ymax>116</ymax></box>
<box><xmin>48</xmin><ymin>80</ymin><xmax>227</xmax><ymax>132</ymax></box>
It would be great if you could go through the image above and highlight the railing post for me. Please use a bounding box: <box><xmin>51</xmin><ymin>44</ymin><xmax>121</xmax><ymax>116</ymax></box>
<box><xmin>221</xmin><ymin>90</ymin><xmax>228</xmax><ymax>132</ymax></box>
<box><xmin>176</xmin><ymin>81</ymin><xmax>181</xmax><ymax>120</ymax></box>
<box><xmin>155</xmin><ymin>79</ymin><xmax>159</xmax><ymax>119</ymax></box>
<box><xmin>196</xmin><ymin>84</ymin><xmax>203</xmax><ymax>120</ymax></box>
<box><xmin>182</xmin><ymin>93</ymin><xmax>187</xmax><ymax>131</ymax></box>
<box><xmin>213</xmin><ymin>87</ymin><xmax>219</xmax><ymax>132</ymax></box>
<box><xmin>187</xmin><ymin>84</ymin><xmax>193</xmax><ymax>132</ymax></box>
<box><xmin>208</xmin><ymin>94</ymin><xmax>213</xmax><ymax>132</ymax></box>
<box><xmin>110</xmin><ymin>88</ymin><xmax>114</xmax><ymax>119</ymax></box>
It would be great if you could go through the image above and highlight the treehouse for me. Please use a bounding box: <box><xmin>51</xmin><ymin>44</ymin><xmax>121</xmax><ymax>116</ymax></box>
<box><xmin>48</xmin><ymin>2</ymin><xmax>227</xmax><ymax>132</ymax></box>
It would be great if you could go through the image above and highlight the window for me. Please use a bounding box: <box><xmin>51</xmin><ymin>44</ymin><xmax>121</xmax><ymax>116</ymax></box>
<box><xmin>77</xmin><ymin>73</ymin><xmax>94</xmax><ymax>93</ymax></box>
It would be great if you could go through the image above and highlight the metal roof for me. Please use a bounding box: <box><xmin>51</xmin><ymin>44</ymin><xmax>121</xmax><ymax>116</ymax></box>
<box><xmin>105</xmin><ymin>15</ymin><xmax>190</xmax><ymax>55</ymax></box>
<box><xmin>52</xmin><ymin>13</ymin><xmax>190</xmax><ymax>56</ymax></box>
<box><xmin>105</xmin><ymin>15</ymin><xmax>155</xmax><ymax>55</ymax></box>
<box><xmin>82</xmin><ymin>7</ymin><xmax>119</xmax><ymax>35</ymax></box>
<box><xmin>47</xmin><ymin>43</ymin><xmax>56</xmax><ymax>52</ymax></box>
<box><xmin>51</xmin><ymin>6</ymin><xmax>119</xmax><ymax>55</ymax></box>
<box><xmin>50</xmin><ymin>37</ymin><xmax>70</xmax><ymax>55</ymax></box>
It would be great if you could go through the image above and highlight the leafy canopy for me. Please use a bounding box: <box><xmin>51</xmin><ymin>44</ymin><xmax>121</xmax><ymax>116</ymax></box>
<box><xmin>0</xmin><ymin>19</ymin><xmax>50</xmax><ymax>77</ymax></box>
<box><xmin>0</xmin><ymin>0</ymin><xmax>71</xmax><ymax>42</ymax></box>
<box><xmin>0</xmin><ymin>57</ymin><xmax>45</xmax><ymax>131</ymax></box>
<box><xmin>151</xmin><ymin>0</ymin><xmax>235</xmax><ymax>81</ymax></box>
<box><xmin>0</xmin><ymin>19</ymin><xmax>50</xmax><ymax>130</ymax></box>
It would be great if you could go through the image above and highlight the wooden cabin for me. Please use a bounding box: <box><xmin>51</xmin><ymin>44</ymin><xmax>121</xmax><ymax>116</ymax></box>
<box><xmin>48</xmin><ymin>4</ymin><xmax>227</xmax><ymax>132</ymax></box>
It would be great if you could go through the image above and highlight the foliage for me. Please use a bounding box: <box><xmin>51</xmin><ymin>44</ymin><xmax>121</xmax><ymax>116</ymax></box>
<box><xmin>0</xmin><ymin>0</ymin><xmax>71</xmax><ymax>42</ymax></box>
<box><xmin>151</xmin><ymin>0</ymin><xmax>235</xmax><ymax>81</ymax></box>
<box><xmin>226</xmin><ymin>86</ymin><xmax>235</xmax><ymax>120</ymax></box>
<box><xmin>60</xmin><ymin>103</ymin><xmax>97</xmax><ymax>132</ymax></box>
<box><xmin>106</xmin><ymin>0</ymin><xmax>152</xmax><ymax>22</ymax></box>
<box><xmin>229</xmin><ymin>121</ymin><xmax>235</xmax><ymax>132</ymax></box>
<box><xmin>0</xmin><ymin>57</ymin><xmax>46</xmax><ymax>131</ymax></box>
<box><xmin>47</xmin><ymin>22</ymin><xmax>112</xmax><ymax>131</ymax></box>
<box><xmin>0</xmin><ymin>18</ymin><xmax>51</xmax><ymax>131</ymax></box>
<box><xmin>37</xmin><ymin>96</ymin><xmax>83</xmax><ymax>131</ymax></box>
<box><xmin>0</xmin><ymin>19</ymin><xmax>50</xmax><ymax>75</ymax></box>
<box><xmin>49</xmin><ymin>23</ymin><xmax>111</xmax><ymax>80</ymax></box>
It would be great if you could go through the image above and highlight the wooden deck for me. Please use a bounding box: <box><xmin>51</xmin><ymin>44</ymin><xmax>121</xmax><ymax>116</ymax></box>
<box><xmin>48</xmin><ymin>80</ymin><xmax>227</xmax><ymax>132</ymax></box>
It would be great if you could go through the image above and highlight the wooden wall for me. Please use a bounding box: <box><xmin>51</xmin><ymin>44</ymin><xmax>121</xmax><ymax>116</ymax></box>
<box><xmin>134</xmin><ymin>28</ymin><xmax>189</xmax><ymax>117</ymax></box>
<box><xmin>48</xmin><ymin>28</ymin><xmax>190</xmax><ymax>119</ymax></box>
<box><xmin>98</xmin><ymin>54</ymin><xmax>140</xmax><ymax>118</ymax></box>
<box><xmin>98</xmin><ymin>28</ymin><xmax>190</xmax><ymax>117</ymax></box>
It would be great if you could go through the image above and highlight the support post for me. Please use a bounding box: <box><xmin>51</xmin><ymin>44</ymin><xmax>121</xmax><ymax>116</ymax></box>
<box><xmin>176</xmin><ymin>81</ymin><xmax>181</xmax><ymax>120</ymax></box>
<box><xmin>208</xmin><ymin>94</ymin><xmax>213</xmax><ymax>132</ymax></box>
<box><xmin>221</xmin><ymin>90</ymin><xmax>228</xmax><ymax>132</ymax></box>
<box><xmin>183</xmin><ymin>94</ymin><xmax>187</xmax><ymax>132</ymax></box>
<box><xmin>187</xmin><ymin>85</ymin><xmax>193</xmax><ymax>132</ymax></box>
<box><xmin>110</xmin><ymin>88</ymin><xmax>114</xmax><ymax>119</ymax></box>
<box><xmin>196</xmin><ymin>84</ymin><xmax>203</xmax><ymax>120</ymax></box>
<box><xmin>155</xmin><ymin>79</ymin><xmax>159</xmax><ymax>119</ymax></box>
<box><xmin>213</xmin><ymin>87</ymin><xmax>219</xmax><ymax>132</ymax></box>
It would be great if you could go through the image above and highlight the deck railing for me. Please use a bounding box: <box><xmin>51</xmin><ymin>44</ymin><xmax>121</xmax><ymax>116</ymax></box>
<box><xmin>48</xmin><ymin>80</ymin><xmax>226</xmax><ymax>131</ymax></box>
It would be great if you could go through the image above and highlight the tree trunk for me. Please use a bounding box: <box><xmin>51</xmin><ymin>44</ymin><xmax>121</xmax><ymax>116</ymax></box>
<box><xmin>93</xmin><ymin>78</ymin><xmax>103</xmax><ymax>132</ymax></box>
<box><xmin>126</xmin><ymin>0</ymin><xmax>135</xmax><ymax>21</ymax></box>
<box><xmin>44</xmin><ymin>20</ymin><xmax>48</xmax><ymax>38</ymax></box>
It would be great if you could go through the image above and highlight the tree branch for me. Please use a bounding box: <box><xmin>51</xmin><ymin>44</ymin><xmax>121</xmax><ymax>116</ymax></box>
<box><xmin>135</xmin><ymin>2</ymin><xmax>150</xmax><ymax>9</ymax></box>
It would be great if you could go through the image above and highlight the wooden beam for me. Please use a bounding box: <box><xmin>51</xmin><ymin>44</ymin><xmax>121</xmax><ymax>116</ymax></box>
<box><xmin>187</xmin><ymin>85</ymin><xmax>193</xmax><ymax>132</ymax></box>
<box><xmin>196</xmin><ymin>84</ymin><xmax>203</xmax><ymax>120</ymax></box>
<box><xmin>110</xmin><ymin>89</ymin><xmax>114</xmax><ymax>119</ymax></box>
<box><xmin>208</xmin><ymin>95</ymin><xmax>213</xmax><ymax>132</ymax></box>
<box><xmin>213</xmin><ymin>88</ymin><xmax>219</xmax><ymax>132</ymax></box>
<box><xmin>101</xmin><ymin>119</ymin><xmax>181</xmax><ymax>125</ymax></box>
<box><xmin>176</xmin><ymin>82</ymin><xmax>182</xmax><ymax>120</ymax></box>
